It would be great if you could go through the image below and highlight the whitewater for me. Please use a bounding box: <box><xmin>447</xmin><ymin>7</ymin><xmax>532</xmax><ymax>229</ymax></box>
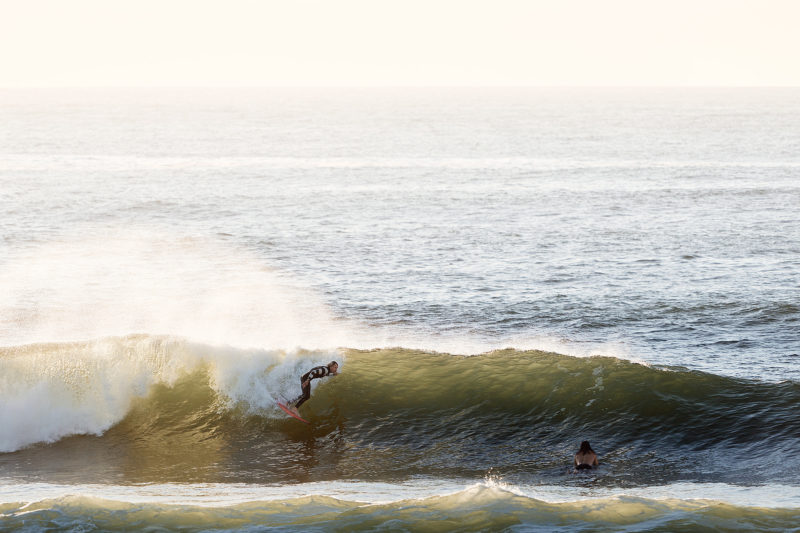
<box><xmin>1</xmin><ymin>87</ymin><xmax>800</xmax><ymax>531</ymax></box>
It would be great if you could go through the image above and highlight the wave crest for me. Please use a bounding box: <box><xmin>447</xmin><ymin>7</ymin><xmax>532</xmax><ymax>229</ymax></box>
<box><xmin>3</xmin><ymin>339</ymin><xmax>800</xmax><ymax>487</ymax></box>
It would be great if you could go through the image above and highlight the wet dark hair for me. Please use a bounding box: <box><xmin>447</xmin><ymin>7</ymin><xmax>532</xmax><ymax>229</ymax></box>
<box><xmin>578</xmin><ymin>441</ymin><xmax>594</xmax><ymax>454</ymax></box>
<box><xmin>328</xmin><ymin>361</ymin><xmax>338</xmax><ymax>367</ymax></box>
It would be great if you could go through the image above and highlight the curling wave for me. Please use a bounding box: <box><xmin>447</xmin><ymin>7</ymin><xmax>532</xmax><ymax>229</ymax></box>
<box><xmin>2</xmin><ymin>337</ymin><xmax>800</xmax><ymax>487</ymax></box>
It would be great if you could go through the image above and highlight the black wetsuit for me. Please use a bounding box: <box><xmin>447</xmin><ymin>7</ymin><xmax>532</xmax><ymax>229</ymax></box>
<box><xmin>291</xmin><ymin>366</ymin><xmax>332</xmax><ymax>408</ymax></box>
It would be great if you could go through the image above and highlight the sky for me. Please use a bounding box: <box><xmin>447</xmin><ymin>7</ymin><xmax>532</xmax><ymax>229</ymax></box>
<box><xmin>1</xmin><ymin>0</ymin><xmax>798</xmax><ymax>87</ymax></box>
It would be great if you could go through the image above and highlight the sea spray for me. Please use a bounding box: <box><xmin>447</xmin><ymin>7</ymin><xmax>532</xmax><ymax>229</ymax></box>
<box><xmin>0</xmin><ymin>230</ymin><xmax>345</xmax><ymax>349</ymax></box>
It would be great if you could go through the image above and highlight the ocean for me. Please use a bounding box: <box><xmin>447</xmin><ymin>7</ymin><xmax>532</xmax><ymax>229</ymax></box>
<box><xmin>1</xmin><ymin>87</ymin><xmax>799</xmax><ymax>531</ymax></box>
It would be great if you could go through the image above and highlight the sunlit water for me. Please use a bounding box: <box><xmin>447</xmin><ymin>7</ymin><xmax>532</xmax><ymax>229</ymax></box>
<box><xmin>1</xmin><ymin>87</ymin><xmax>799</xmax><ymax>530</ymax></box>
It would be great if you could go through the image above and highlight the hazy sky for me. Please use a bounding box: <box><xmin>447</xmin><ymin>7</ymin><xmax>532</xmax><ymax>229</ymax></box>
<box><xmin>2</xmin><ymin>0</ymin><xmax>798</xmax><ymax>87</ymax></box>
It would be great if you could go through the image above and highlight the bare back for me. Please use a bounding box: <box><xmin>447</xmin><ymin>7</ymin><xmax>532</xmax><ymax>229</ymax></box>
<box><xmin>574</xmin><ymin>451</ymin><xmax>598</xmax><ymax>467</ymax></box>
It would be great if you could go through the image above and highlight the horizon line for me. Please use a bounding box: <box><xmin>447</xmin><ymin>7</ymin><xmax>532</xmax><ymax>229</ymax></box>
<box><xmin>2</xmin><ymin>84</ymin><xmax>800</xmax><ymax>90</ymax></box>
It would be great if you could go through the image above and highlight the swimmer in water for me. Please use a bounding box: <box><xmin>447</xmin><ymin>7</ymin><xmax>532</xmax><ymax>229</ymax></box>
<box><xmin>574</xmin><ymin>440</ymin><xmax>599</xmax><ymax>471</ymax></box>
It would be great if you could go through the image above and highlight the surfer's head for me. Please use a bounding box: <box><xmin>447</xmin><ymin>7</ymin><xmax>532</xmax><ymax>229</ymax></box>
<box><xmin>578</xmin><ymin>441</ymin><xmax>594</xmax><ymax>454</ymax></box>
<box><xmin>328</xmin><ymin>361</ymin><xmax>339</xmax><ymax>373</ymax></box>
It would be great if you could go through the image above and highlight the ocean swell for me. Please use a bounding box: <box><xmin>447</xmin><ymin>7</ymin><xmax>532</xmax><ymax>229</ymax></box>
<box><xmin>2</xmin><ymin>337</ymin><xmax>799</xmax><ymax>487</ymax></box>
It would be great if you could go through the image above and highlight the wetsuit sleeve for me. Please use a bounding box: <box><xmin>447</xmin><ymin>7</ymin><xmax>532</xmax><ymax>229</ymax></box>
<box><xmin>302</xmin><ymin>366</ymin><xmax>328</xmax><ymax>382</ymax></box>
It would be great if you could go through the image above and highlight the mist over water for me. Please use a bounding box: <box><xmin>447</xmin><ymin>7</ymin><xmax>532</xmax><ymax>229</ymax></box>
<box><xmin>1</xmin><ymin>87</ymin><xmax>800</xmax><ymax>530</ymax></box>
<box><xmin>0</xmin><ymin>232</ymin><xmax>344</xmax><ymax>348</ymax></box>
<box><xmin>3</xmin><ymin>88</ymin><xmax>799</xmax><ymax>379</ymax></box>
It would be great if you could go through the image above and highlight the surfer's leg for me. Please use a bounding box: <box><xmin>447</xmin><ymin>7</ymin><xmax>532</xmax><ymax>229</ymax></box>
<box><xmin>292</xmin><ymin>381</ymin><xmax>311</xmax><ymax>408</ymax></box>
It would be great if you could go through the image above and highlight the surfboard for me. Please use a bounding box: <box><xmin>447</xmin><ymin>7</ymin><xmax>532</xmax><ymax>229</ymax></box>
<box><xmin>277</xmin><ymin>402</ymin><xmax>309</xmax><ymax>424</ymax></box>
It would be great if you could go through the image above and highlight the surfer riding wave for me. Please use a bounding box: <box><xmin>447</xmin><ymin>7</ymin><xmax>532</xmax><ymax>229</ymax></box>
<box><xmin>287</xmin><ymin>361</ymin><xmax>339</xmax><ymax>414</ymax></box>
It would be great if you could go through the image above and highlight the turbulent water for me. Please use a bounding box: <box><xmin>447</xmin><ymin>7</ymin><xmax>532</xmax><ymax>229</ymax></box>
<box><xmin>1</xmin><ymin>88</ymin><xmax>800</xmax><ymax>531</ymax></box>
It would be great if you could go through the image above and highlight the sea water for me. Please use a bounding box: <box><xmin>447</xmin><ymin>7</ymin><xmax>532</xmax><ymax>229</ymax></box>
<box><xmin>1</xmin><ymin>88</ymin><xmax>799</xmax><ymax>531</ymax></box>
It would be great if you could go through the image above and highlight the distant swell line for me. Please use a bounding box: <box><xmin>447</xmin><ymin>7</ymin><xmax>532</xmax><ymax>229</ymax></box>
<box><xmin>4</xmin><ymin>154</ymin><xmax>800</xmax><ymax>171</ymax></box>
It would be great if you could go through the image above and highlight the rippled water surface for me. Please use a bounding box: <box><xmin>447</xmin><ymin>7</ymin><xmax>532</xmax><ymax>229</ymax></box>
<box><xmin>1</xmin><ymin>88</ymin><xmax>799</xmax><ymax>530</ymax></box>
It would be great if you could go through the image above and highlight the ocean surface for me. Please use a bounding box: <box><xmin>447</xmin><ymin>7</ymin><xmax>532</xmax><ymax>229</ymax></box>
<box><xmin>1</xmin><ymin>87</ymin><xmax>799</xmax><ymax>531</ymax></box>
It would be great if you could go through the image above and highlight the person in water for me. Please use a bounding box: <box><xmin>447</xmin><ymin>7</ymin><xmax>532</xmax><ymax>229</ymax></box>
<box><xmin>574</xmin><ymin>441</ymin><xmax>599</xmax><ymax>471</ymax></box>
<box><xmin>289</xmin><ymin>361</ymin><xmax>339</xmax><ymax>412</ymax></box>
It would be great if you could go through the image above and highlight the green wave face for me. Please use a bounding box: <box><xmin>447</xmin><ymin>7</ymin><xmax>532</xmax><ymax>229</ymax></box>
<box><xmin>2</xmin><ymin>340</ymin><xmax>800</xmax><ymax>487</ymax></box>
<box><xmin>3</xmin><ymin>488</ymin><xmax>800</xmax><ymax>532</ymax></box>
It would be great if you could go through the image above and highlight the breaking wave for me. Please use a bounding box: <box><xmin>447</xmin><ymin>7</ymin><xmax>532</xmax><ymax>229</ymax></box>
<box><xmin>2</xmin><ymin>337</ymin><xmax>799</xmax><ymax>487</ymax></box>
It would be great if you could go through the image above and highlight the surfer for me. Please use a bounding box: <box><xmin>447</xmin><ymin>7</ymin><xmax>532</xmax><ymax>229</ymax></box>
<box><xmin>574</xmin><ymin>441</ymin><xmax>599</xmax><ymax>471</ymax></box>
<box><xmin>288</xmin><ymin>361</ymin><xmax>339</xmax><ymax>413</ymax></box>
